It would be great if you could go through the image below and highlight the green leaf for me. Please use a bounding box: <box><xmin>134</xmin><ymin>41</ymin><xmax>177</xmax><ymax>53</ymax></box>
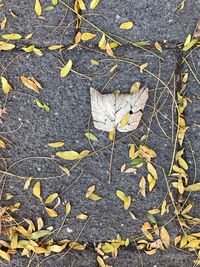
<box><xmin>131</xmin><ymin>158</ymin><xmax>145</xmax><ymax>166</ymax></box>
<box><xmin>31</xmin><ymin>230</ymin><xmax>50</xmax><ymax>240</ymax></box>
<box><xmin>85</xmin><ymin>132</ymin><xmax>98</xmax><ymax>141</ymax></box>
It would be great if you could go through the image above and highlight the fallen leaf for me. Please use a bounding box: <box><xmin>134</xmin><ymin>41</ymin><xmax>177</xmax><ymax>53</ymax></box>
<box><xmin>65</xmin><ymin>201</ymin><xmax>71</xmax><ymax>216</ymax></box>
<box><xmin>2</xmin><ymin>33</ymin><xmax>22</xmax><ymax>40</ymax></box>
<box><xmin>48</xmin><ymin>141</ymin><xmax>65</xmax><ymax>148</ymax></box>
<box><xmin>182</xmin><ymin>34</ymin><xmax>198</xmax><ymax>51</ymax></box>
<box><xmin>97</xmin><ymin>255</ymin><xmax>106</xmax><ymax>267</ymax></box>
<box><xmin>119</xmin><ymin>21</ymin><xmax>133</xmax><ymax>30</ymax></box>
<box><xmin>48</xmin><ymin>44</ymin><xmax>64</xmax><ymax>50</ymax></box>
<box><xmin>147</xmin><ymin>162</ymin><xmax>158</xmax><ymax>180</ymax></box>
<box><xmin>81</xmin><ymin>32</ymin><xmax>96</xmax><ymax>41</ymax></box>
<box><xmin>1</xmin><ymin>77</ymin><xmax>12</xmax><ymax>94</ymax></box>
<box><xmin>37</xmin><ymin>217</ymin><xmax>44</xmax><ymax>230</ymax></box>
<box><xmin>139</xmin><ymin>176</ymin><xmax>146</xmax><ymax>197</ymax></box>
<box><xmin>68</xmin><ymin>241</ymin><xmax>86</xmax><ymax>250</ymax></box>
<box><xmin>0</xmin><ymin>41</ymin><xmax>15</xmax><ymax>51</ymax></box>
<box><xmin>88</xmin><ymin>193</ymin><xmax>102</xmax><ymax>201</ymax></box>
<box><xmin>90</xmin><ymin>87</ymin><xmax>148</xmax><ymax>132</ymax></box>
<box><xmin>160</xmin><ymin>227</ymin><xmax>170</xmax><ymax>248</ymax></box>
<box><xmin>20</xmin><ymin>76</ymin><xmax>40</xmax><ymax>93</ymax></box>
<box><xmin>76</xmin><ymin>214</ymin><xmax>88</xmax><ymax>220</ymax></box>
<box><xmin>60</xmin><ymin>60</ymin><xmax>73</xmax><ymax>77</ymax></box>
<box><xmin>90</xmin><ymin>0</ymin><xmax>100</xmax><ymax>10</ymax></box>
<box><xmin>184</xmin><ymin>183</ymin><xmax>200</xmax><ymax>192</ymax></box>
<box><xmin>45</xmin><ymin>193</ymin><xmax>58</xmax><ymax>204</ymax></box>
<box><xmin>130</xmin><ymin>82</ymin><xmax>141</xmax><ymax>94</ymax></box>
<box><xmin>1</xmin><ymin>17</ymin><xmax>7</xmax><ymax>30</ymax></box>
<box><xmin>33</xmin><ymin>181</ymin><xmax>42</xmax><ymax>201</ymax></box>
<box><xmin>31</xmin><ymin>230</ymin><xmax>50</xmax><ymax>240</ymax></box>
<box><xmin>0</xmin><ymin>249</ymin><xmax>10</xmax><ymax>261</ymax></box>
<box><xmin>35</xmin><ymin>0</ymin><xmax>42</xmax><ymax>16</ymax></box>
<box><xmin>139</xmin><ymin>63</ymin><xmax>148</xmax><ymax>73</ymax></box>
<box><xmin>59</xmin><ymin>165</ymin><xmax>70</xmax><ymax>176</ymax></box>
<box><xmin>56</xmin><ymin>150</ymin><xmax>80</xmax><ymax>160</ymax></box>
<box><xmin>0</xmin><ymin>139</ymin><xmax>6</xmax><ymax>148</ymax></box>
<box><xmin>98</xmin><ymin>34</ymin><xmax>106</xmax><ymax>49</ymax></box>
<box><xmin>85</xmin><ymin>132</ymin><xmax>98</xmax><ymax>141</ymax></box>
<box><xmin>85</xmin><ymin>185</ymin><xmax>95</xmax><ymax>198</ymax></box>
<box><xmin>155</xmin><ymin>42</ymin><xmax>163</xmax><ymax>52</ymax></box>
<box><xmin>193</xmin><ymin>21</ymin><xmax>200</xmax><ymax>38</ymax></box>
<box><xmin>45</xmin><ymin>207</ymin><xmax>58</xmax><ymax>217</ymax></box>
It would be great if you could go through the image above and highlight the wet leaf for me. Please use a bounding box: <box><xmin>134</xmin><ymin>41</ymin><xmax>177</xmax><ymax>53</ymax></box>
<box><xmin>85</xmin><ymin>132</ymin><xmax>98</xmax><ymax>141</ymax></box>
<box><xmin>2</xmin><ymin>33</ymin><xmax>22</xmax><ymax>40</ymax></box>
<box><xmin>35</xmin><ymin>0</ymin><xmax>42</xmax><ymax>16</ymax></box>
<box><xmin>81</xmin><ymin>32</ymin><xmax>96</xmax><ymax>41</ymax></box>
<box><xmin>45</xmin><ymin>207</ymin><xmax>58</xmax><ymax>217</ymax></box>
<box><xmin>119</xmin><ymin>21</ymin><xmax>133</xmax><ymax>30</ymax></box>
<box><xmin>31</xmin><ymin>230</ymin><xmax>50</xmax><ymax>240</ymax></box>
<box><xmin>45</xmin><ymin>193</ymin><xmax>58</xmax><ymax>204</ymax></box>
<box><xmin>160</xmin><ymin>227</ymin><xmax>170</xmax><ymax>248</ymax></box>
<box><xmin>48</xmin><ymin>141</ymin><xmax>64</xmax><ymax>148</ymax></box>
<box><xmin>65</xmin><ymin>201</ymin><xmax>71</xmax><ymax>216</ymax></box>
<box><xmin>90</xmin><ymin>0</ymin><xmax>100</xmax><ymax>10</ymax></box>
<box><xmin>1</xmin><ymin>77</ymin><xmax>12</xmax><ymax>94</ymax></box>
<box><xmin>60</xmin><ymin>60</ymin><xmax>73</xmax><ymax>77</ymax></box>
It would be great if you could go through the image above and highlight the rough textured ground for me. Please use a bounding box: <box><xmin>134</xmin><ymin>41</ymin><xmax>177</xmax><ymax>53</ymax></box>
<box><xmin>0</xmin><ymin>0</ymin><xmax>199</xmax><ymax>267</ymax></box>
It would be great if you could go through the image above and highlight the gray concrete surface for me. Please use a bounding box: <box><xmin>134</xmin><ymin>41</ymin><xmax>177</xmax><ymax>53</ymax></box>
<box><xmin>0</xmin><ymin>0</ymin><xmax>199</xmax><ymax>266</ymax></box>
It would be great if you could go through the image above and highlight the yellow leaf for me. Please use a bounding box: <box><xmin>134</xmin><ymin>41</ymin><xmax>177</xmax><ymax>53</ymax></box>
<box><xmin>181</xmin><ymin>204</ymin><xmax>193</xmax><ymax>215</ymax></box>
<box><xmin>184</xmin><ymin>183</ymin><xmax>200</xmax><ymax>192</ymax></box>
<box><xmin>139</xmin><ymin>63</ymin><xmax>148</xmax><ymax>73</ymax></box>
<box><xmin>88</xmin><ymin>193</ymin><xmax>102</xmax><ymax>201</ymax></box>
<box><xmin>98</xmin><ymin>33</ymin><xmax>106</xmax><ymax>49</ymax></box>
<box><xmin>37</xmin><ymin>217</ymin><xmax>44</xmax><ymax>230</ymax></box>
<box><xmin>47</xmin><ymin>243</ymin><xmax>67</xmax><ymax>253</ymax></box>
<box><xmin>1</xmin><ymin>17</ymin><xmax>7</xmax><ymax>30</ymax></box>
<box><xmin>160</xmin><ymin>227</ymin><xmax>170</xmax><ymax>248</ymax></box>
<box><xmin>129</xmin><ymin>211</ymin><xmax>137</xmax><ymax>220</ymax></box>
<box><xmin>161</xmin><ymin>200</ymin><xmax>167</xmax><ymax>216</ymax></box>
<box><xmin>45</xmin><ymin>207</ymin><xmax>58</xmax><ymax>217</ymax></box>
<box><xmin>177</xmin><ymin>157</ymin><xmax>188</xmax><ymax>170</ymax></box>
<box><xmin>0</xmin><ymin>139</ymin><xmax>6</xmax><ymax>148</ymax></box>
<box><xmin>85</xmin><ymin>185</ymin><xmax>95</xmax><ymax>197</ymax></box>
<box><xmin>59</xmin><ymin>165</ymin><xmax>70</xmax><ymax>176</ymax></box>
<box><xmin>124</xmin><ymin>195</ymin><xmax>131</xmax><ymax>210</ymax></box>
<box><xmin>145</xmin><ymin>249</ymin><xmax>157</xmax><ymax>255</ymax></box>
<box><xmin>68</xmin><ymin>242</ymin><xmax>86</xmax><ymax>250</ymax></box>
<box><xmin>141</xmin><ymin>222</ymin><xmax>153</xmax><ymax>241</ymax></box>
<box><xmin>33</xmin><ymin>47</ymin><xmax>43</xmax><ymax>56</ymax></box>
<box><xmin>60</xmin><ymin>60</ymin><xmax>73</xmax><ymax>77</ymax></box>
<box><xmin>81</xmin><ymin>32</ymin><xmax>97</xmax><ymax>41</ymax></box>
<box><xmin>2</xmin><ymin>33</ymin><xmax>22</xmax><ymax>40</ymax></box>
<box><xmin>139</xmin><ymin>176</ymin><xmax>146</xmax><ymax>197</ymax></box>
<box><xmin>56</xmin><ymin>150</ymin><xmax>80</xmax><ymax>160</ymax></box>
<box><xmin>120</xmin><ymin>112</ymin><xmax>130</xmax><ymax>127</ymax></box>
<box><xmin>65</xmin><ymin>201</ymin><xmax>71</xmax><ymax>216</ymax></box>
<box><xmin>109</xmin><ymin>129</ymin><xmax>115</xmax><ymax>140</ymax></box>
<box><xmin>177</xmin><ymin>177</ymin><xmax>184</xmax><ymax>194</ymax></box>
<box><xmin>33</xmin><ymin>181</ymin><xmax>42</xmax><ymax>201</ymax></box>
<box><xmin>97</xmin><ymin>256</ymin><xmax>106</xmax><ymax>267</ymax></box>
<box><xmin>77</xmin><ymin>0</ymin><xmax>86</xmax><ymax>10</ymax></box>
<box><xmin>147</xmin><ymin>162</ymin><xmax>158</xmax><ymax>180</ymax></box>
<box><xmin>174</xmin><ymin>235</ymin><xmax>181</xmax><ymax>246</ymax></box>
<box><xmin>147</xmin><ymin>173</ymin><xmax>156</xmax><ymax>191</ymax></box>
<box><xmin>120</xmin><ymin>163</ymin><xmax>126</xmax><ymax>173</ymax></box>
<box><xmin>48</xmin><ymin>45</ymin><xmax>64</xmax><ymax>50</ymax></box>
<box><xmin>130</xmin><ymin>82</ymin><xmax>140</xmax><ymax>94</ymax></box>
<box><xmin>0</xmin><ymin>41</ymin><xmax>15</xmax><ymax>51</ymax></box>
<box><xmin>76</xmin><ymin>214</ymin><xmax>88</xmax><ymax>220</ymax></box>
<box><xmin>85</xmin><ymin>132</ymin><xmax>98</xmax><ymax>141</ymax></box>
<box><xmin>6</xmin><ymin>193</ymin><xmax>13</xmax><ymax>200</ymax></box>
<box><xmin>11</xmin><ymin>234</ymin><xmax>18</xmax><ymax>249</ymax></box>
<box><xmin>48</xmin><ymin>141</ymin><xmax>64</xmax><ymax>148</ymax></box>
<box><xmin>119</xmin><ymin>21</ymin><xmax>133</xmax><ymax>30</ymax></box>
<box><xmin>24</xmin><ymin>177</ymin><xmax>32</xmax><ymax>190</ymax></box>
<box><xmin>79</xmin><ymin>150</ymin><xmax>90</xmax><ymax>158</ymax></box>
<box><xmin>101</xmin><ymin>242</ymin><xmax>114</xmax><ymax>253</ymax></box>
<box><xmin>1</xmin><ymin>77</ymin><xmax>12</xmax><ymax>94</ymax></box>
<box><xmin>139</xmin><ymin>145</ymin><xmax>157</xmax><ymax>159</ymax></box>
<box><xmin>35</xmin><ymin>0</ymin><xmax>42</xmax><ymax>16</ymax></box>
<box><xmin>45</xmin><ymin>193</ymin><xmax>58</xmax><ymax>204</ymax></box>
<box><xmin>91</xmin><ymin>59</ymin><xmax>99</xmax><ymax>65</ymax></box>
<box><xmin>116</xmin><ymin>190</ymin><xmax>127</xmax><ymax>202</ymax></box>
<box><xmin>148</xmin><ymin>209</ymin><xmax>160</xmax><ymax>215</ymax></box>
<box><xmin>31</xmin><ymin>230</ymin><xmax>50</xmax><ymax>240</ymax></box>
<box><xmin>20</xmin><ymin>76</ymin><xmax>39</xmax><ymax>93</ymax></box>
<box><xmin>90</xmin><ymin>0</ymin><xmax>100</xmax><ymax>10</ymax></box>
<box><xmin>0</xmin><ymin>249</ymin><xmax>10</xmax><ymax>261</ymax></box>
<box><xmin>52</xmin><ymin>0</ymin><xmax>58</xmax><ymax>6</ymax></box>
<box><xmin>155</xmin><ymin>42</ymin><xmax>163</xmax><ymax>52</ymax></box>
<box><xmin>25</xmin><ymin>33</ymin><xmax>34</xmax><ymax>40</ymax></box>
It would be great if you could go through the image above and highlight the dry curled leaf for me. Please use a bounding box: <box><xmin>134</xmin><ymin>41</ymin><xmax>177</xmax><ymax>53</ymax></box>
<box><xmin>90</xmin><ymin>87</ymin><xmax>148</xmax><ymax>132</ymax></box>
